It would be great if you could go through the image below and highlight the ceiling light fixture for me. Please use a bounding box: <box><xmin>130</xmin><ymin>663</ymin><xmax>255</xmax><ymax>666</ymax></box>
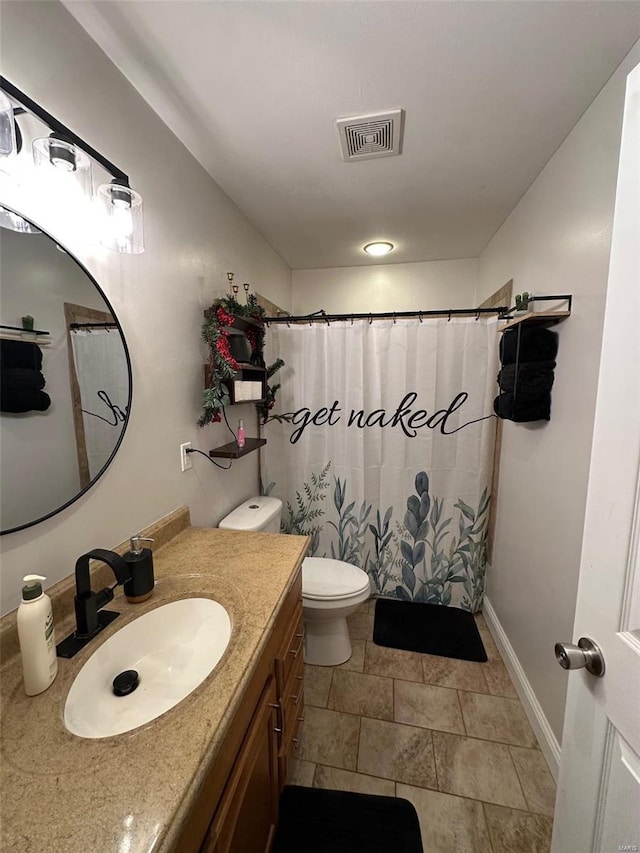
<box><xmin>363</xmin><ymin>241</ymin><xmax>394</xmax><ymax>257</ymax></box>
<box><xmin>0</xmin><ymin>77</ymin><xmax>144</xmax><ymax>254</ymax></box>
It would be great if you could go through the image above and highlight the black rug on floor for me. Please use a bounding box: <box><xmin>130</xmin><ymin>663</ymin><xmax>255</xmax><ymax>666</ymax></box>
<box><xmin>373</xmin><ymin>598</ymin><xmax>488</xmax><ymax>662</ymax></box>
<box><xmin>272</xmin><ymin>786</ymin><xmax>424</xmax><ymax>853</ymax></box>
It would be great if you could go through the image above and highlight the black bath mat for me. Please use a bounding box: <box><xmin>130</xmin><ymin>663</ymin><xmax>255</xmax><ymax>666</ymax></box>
<box><xmin>373</xmin><ymin>598</ymin><xmax>487</xmax><ymax>662</ymax></box>
<box><xmin>273</xmin><ymin>785</ymin><xmax>423</xmax><ymax>853</ymax></box>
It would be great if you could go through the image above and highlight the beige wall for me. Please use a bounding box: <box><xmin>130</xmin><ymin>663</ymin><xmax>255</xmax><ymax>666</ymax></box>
<box><xmin>292</xmin><ymin>259</ymin><xmax>478</xmax><ymax>315</ymax></box>
<box><xmin>477</xmin><ymin>43</ymin><xmax>640</xmax><ymax>743</ymax></box>
<box><xmin>0</xmin><ymin>1</ymin><xmax>291</xmax><ymax>615</ymax></box>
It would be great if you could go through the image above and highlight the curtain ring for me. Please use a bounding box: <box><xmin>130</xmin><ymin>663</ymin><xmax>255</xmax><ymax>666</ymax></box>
<box><xmin>419</xmin><ymin>312</ymin><xmax>423</xmax><ymax>323</ymax></box>
<box><xmin>393</xmin><ymin>312</ymin><xmax>396</xmax><ymax>324</ymax></box>
<box><xmin>350</xmin><ymin>315</ymin><xmax>354</xmax><ymax>325</ymax></box>
<box><xmin>448</xmin><ymin>310</ymin><xmax>451</xmax><ymax>322</ymax></box>
<box><xmin>475</xmin><ymin>310</ymin><xmax>480</xmax><ymax>321</ymax></box>
<box><xmin>286</xmin><ymin>317</ymin><xmax>290</xmax><ymax>328</ymax></box>
<box><xmin>369</xmin><ymin>313</ymin><xmax>372</xmax><ymax>325</ymax></box>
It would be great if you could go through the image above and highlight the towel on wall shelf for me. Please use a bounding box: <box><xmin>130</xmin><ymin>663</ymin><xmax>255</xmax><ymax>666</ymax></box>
<box><xmin>500</xmin><ymin>326</ymin><xmax>558</xmax><ymax>365</ymax></box>
<box><xmin>493</xmin><ymin>392</ymin><xmax>551</xmax><ymax>422</ymax></box>
<box><xmin>0</xmin><ymin>386</ymin><xmax>51</xmax><ymax>413</ymax></box>
<box><xmin>0</xmin><ymin>339</ymin><xmax>51</xmax><ymax>413</ymax></box>
<box><xmin>497</xmin><ymin>360</ymin><xmax>556</xmax><ymax>398</ymax></box>
<box><xmin>0</xmin><ymin>339</ymin><xmax>43</xmax><ymax>370</ymax></box>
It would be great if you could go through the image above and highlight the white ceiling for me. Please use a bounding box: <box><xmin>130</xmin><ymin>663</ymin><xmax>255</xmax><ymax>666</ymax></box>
<box><xmin>66</xmin><ymin>1</ymin><xmax>640</xmax><ymax>270</ymax></box>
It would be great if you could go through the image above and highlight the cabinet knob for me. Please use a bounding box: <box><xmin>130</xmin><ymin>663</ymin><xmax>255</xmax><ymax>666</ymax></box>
<box><xmin>274</xmin><ymin>727</ymin><xmax>282</xmax><ymax>734</ymax></box>
<box><xmin>297</xmin><ymin>714</ymin><xmax>305</xmax><ymax>723</ymax></box>
<box><xmin>268</xmin><ymin>702</ymin><xmax>280</xmax><ymax>709</ymax></box>
<box><xmin>295</xmin><ymin>675</ymin><xmax>303</xmax><ymax>681</ymax></box>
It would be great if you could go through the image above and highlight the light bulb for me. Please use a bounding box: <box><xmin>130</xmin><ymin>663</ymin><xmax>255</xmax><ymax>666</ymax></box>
<box><xmin>98</xmin><ymin>180</ymin><xmax>144</xmax><ymax>254</ymax></box>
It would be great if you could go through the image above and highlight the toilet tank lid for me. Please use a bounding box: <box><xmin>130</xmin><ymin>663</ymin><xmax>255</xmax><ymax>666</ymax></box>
<box><xmin>218</xmin><ymin>496</ymin><xmax>282</xmax><ymax>532</ymax></box>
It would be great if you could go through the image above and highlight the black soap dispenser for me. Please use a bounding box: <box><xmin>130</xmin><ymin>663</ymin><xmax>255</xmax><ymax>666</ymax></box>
<box><xmin>123</xmin><ymin>536</ymin><xmax>155</xmax><ymax>603</ymax></box>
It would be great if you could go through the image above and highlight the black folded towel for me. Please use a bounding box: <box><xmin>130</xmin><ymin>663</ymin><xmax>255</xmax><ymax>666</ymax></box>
<box><xmin>493</xmin><ymin>392</ymin><xmax>551</xmax><ymax>422</ymax></box>
<box><xmin>1</xmin><ymin>367</ymin><xmax>46</xmax><ymax>394</ymax></box>
<box><xmin>498</xmin><ymin>361</ymin><xmax>556</xmax><ymax>397</ymax></box>
<box><xmin>0</xmin><ymin>339</ymin><xmax>43</xmax><ymax>370</ymax></box>
<box><xmin>500</xmin><ymin>327</ymin><xmax>558</xmax><ymax>365</ymax></box>
<box><xmin>0</xmin><ymin>388</ymin><xmax>51</xmax><ymax>413</ymax></box>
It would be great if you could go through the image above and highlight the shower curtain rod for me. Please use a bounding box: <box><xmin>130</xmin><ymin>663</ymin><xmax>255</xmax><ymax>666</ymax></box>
<box><xmin>69</xmin><ymin>322</ymin><xmax>118</xmax><ymax>330</ymax></box>
<box><xmin>263</xmin><ymin>306</ymin><xmax>509</xmax><ymax>324</ymax></box>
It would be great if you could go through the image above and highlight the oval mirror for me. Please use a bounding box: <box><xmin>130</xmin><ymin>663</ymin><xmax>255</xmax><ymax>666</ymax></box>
<box><xmin>0</xmin><ymin>206</ymin><xmax>132</xmax><ymax>534</ymax></box>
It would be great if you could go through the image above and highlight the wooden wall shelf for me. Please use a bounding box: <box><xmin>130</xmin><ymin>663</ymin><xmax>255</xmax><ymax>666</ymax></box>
<box><xmin>209</xmin><ymin>437</ymin><xmax>267</xmax><ymax>459</ymax></box>
<box><xmin>203</xmin><ymin>308</ymin><xmax>264</xmax><ymax>334</ymax></box>
<box><xmin>499</xmin><ymin>309</ymin><xmax>571</xmax><ymax>332</ymax></box>
<box><xmin>499</xmin><ymin>294</ymin><xmax>572</xmax><ymax>332</ymax></box>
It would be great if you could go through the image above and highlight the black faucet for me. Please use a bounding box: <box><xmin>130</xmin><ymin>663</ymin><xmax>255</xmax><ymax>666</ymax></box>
<box><xmin>57</xmin><ymin>549</ymin><xmax>131</xmax><ymax>659</ymax></box>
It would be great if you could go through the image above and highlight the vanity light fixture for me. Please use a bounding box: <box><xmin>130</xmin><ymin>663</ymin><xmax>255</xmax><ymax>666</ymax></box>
<box><xmin>0</xmin><ymin>77</ymin><xmax>144</xmax><ymax>254</ymax></box>
<box><xmin>0</xmin><ymin>90</ymin><xmax>17</xmax><ymax>158</ymax></box>
<box><xmin>98</xmin><ymin>178</ymin><xmax>144</xmax><ymax>255</ymax></box>
<box><xmin>0</xmin><ymin>204</ymin><xmax>41</xmax><ymax>234</ymax></box>
<box><xmin>363</xmin><ymin>241</ymin><xmax>394</xmax><ymax>256</ymax></box>
<box><xmin>32</xmin><ymin>132</ymin><xmax>93</xmax><ymax>198</ymax></box>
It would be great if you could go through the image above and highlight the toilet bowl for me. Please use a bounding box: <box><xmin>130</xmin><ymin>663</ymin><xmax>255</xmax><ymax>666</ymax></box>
<box><xmin>301</xmin><ymin>557</ymin><xmax>370</xmax><ymax>665</ymax></box>
<box><xmin>218</xmin><ymin>496</ymin><xmax>370</xmax><ymax>666</ymax></box>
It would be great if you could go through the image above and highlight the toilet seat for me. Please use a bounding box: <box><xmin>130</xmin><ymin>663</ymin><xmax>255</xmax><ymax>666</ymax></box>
<box><xmin>302</xmin><ymin>557</ymin><xmax>370</xmax><ymax>601</ymax></box>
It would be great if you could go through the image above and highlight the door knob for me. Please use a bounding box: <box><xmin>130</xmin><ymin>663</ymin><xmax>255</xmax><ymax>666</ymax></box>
<box><xmin>554</xmin><ymin>637</ymin><xmax>605</xmax><ymax>677</ymax></box>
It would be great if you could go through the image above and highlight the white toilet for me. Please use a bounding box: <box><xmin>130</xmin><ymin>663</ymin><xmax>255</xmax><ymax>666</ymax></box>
<box><xmin>218</xmin><ymin>496</ymin><xmax>370</xmax><ymax>666</ymax></box>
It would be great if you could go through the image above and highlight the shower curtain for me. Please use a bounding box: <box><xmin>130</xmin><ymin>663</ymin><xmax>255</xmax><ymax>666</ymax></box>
<box><xmin>70</xmin><ymin>329</ymin><xmax>128</xmax><ymax>478</ymax></box>
<box><xmin>262</xmin><ymin>317</ymin><xmax>499</xmax><ymax>612</ymax></box>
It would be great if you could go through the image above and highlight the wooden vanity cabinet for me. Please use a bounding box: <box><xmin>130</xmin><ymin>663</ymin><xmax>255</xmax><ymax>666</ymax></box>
<box><xmin>274</xmin><ymin>610</ymin><xmax>305</xmax><ymax>783</ymax></box>
<box><xmin>176</xmin><ymin>566</ymin><xmax>304</xmax><ymax>853</ymax></box>
<box><xmin>200</xmin><ymin>676</ymin><xmax>279</xmax><ymax>853</ymax></box>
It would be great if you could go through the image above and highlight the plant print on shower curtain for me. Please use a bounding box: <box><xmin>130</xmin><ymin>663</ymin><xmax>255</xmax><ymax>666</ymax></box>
<box><xmin>262</xmin><ymin>317</ymin><xmax>498</xmax><ymax>612</ymax></box>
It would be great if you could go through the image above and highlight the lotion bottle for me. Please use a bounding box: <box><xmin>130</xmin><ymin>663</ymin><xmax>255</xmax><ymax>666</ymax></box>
<box><xmin>17</xmin><ymin>575</ymin><xmax>58</xmax><ymax>696</ymax></box>
<box><xmin>236</xmin><ymin>419</ymin><xmax>246</xmax><ymax>448</ymax></box>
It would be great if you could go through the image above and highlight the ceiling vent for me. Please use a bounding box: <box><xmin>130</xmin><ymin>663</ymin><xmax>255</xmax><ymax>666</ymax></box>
<box><xmin>336</xmin><ymin>109</ymin><xmax>405</xmax><ymax>162</ymax></box>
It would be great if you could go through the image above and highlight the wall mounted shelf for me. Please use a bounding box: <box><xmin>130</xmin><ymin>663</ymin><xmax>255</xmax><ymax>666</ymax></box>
<box><xmin>499</xmin><ymin>309</ymin><xmax>571</xmax><ymax>332</ymax></box>
<box><xmin>202</xmin><ymin>362</ymin><xmax>267</xmax><ymax>404</ymax></box>
<box><xmin>499</xmin><ymin>295</ymin><xmax>572</xmax><ymax>332</ymax></box>
<box><xmin>209</xmin><ymin>437</ymin><xmax>266</xmax><ymax>459</ymax></box>
<box><xmin>202</xmin><ymin>309</ymin><xmax>267</xmax><ymax>404</ymax></box>
<box><xmin>0</xmin><ymin>333</ymin><xmax>51</xmax><ymax>346</ymax></box>
<box><xmin>203</xmin><ymin>308</ymin><xmax>264</xmax><ymax>334</ymax></box>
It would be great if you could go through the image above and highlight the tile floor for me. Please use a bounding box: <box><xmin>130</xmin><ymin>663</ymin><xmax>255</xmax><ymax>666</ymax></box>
<box><xmin>288</xmin><ymin>600</ymin><xmax>556</xmax><ymax>853</ymax></box>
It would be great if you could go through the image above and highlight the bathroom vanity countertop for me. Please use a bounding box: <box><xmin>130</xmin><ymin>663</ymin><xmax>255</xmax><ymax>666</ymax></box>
<box><xmin>0</xmin><ymin>509</ymin><xmax>309</xmax><ymax>853</ymax></box>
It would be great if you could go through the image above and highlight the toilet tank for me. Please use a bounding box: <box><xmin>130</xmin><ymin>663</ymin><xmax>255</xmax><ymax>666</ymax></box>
<box><xmin>218</xmin><ymin>496</ymin><xmax>283</xmax><ymax>534</ymax></box>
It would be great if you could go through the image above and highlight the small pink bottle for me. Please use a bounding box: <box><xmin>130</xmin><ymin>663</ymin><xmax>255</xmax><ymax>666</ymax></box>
<box><xmin>236</xmin><ymin>419</ymin><xmax>246</xmax><ymax>448</ymax></box>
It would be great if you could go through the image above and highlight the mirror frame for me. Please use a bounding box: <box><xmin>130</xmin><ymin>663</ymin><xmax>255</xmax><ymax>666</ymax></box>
<box><xmin>0</xmin><ymin>204</ymin><xmax>133</xmax><ymax>535</ymax></box>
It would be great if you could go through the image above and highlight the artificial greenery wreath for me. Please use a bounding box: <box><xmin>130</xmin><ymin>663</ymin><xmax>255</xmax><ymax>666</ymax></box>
<box><xmin>198</xmin><ymin>293</ymin><xmax>284</xmax><ymax>427</ymax></box>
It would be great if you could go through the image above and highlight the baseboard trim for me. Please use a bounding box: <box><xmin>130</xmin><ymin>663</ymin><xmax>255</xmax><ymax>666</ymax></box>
<box><xmin>482</xmin><ymin>596</ymin><xmax>561</xmax><ymax>781</ymax></box>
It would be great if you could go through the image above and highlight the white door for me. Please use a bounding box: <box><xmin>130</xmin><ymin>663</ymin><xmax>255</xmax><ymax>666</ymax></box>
<box><xmin>552</xmin><ymin>63</ymin><xmax>640</xmax><ymax>853</ymax></box>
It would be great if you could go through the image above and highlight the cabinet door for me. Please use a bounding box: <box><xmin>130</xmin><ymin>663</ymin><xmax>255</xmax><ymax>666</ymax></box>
<box><xmin>203</xmin><ymin>677</ymin><xmax>279</xmax><ymax>853</ymax></box>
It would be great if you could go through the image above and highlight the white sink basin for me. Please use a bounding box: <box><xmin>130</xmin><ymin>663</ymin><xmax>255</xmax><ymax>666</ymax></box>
<box><xmin>64</xmin><ymin>598</ymin><xmax>231</xmax><ymax>739</ymax></box>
